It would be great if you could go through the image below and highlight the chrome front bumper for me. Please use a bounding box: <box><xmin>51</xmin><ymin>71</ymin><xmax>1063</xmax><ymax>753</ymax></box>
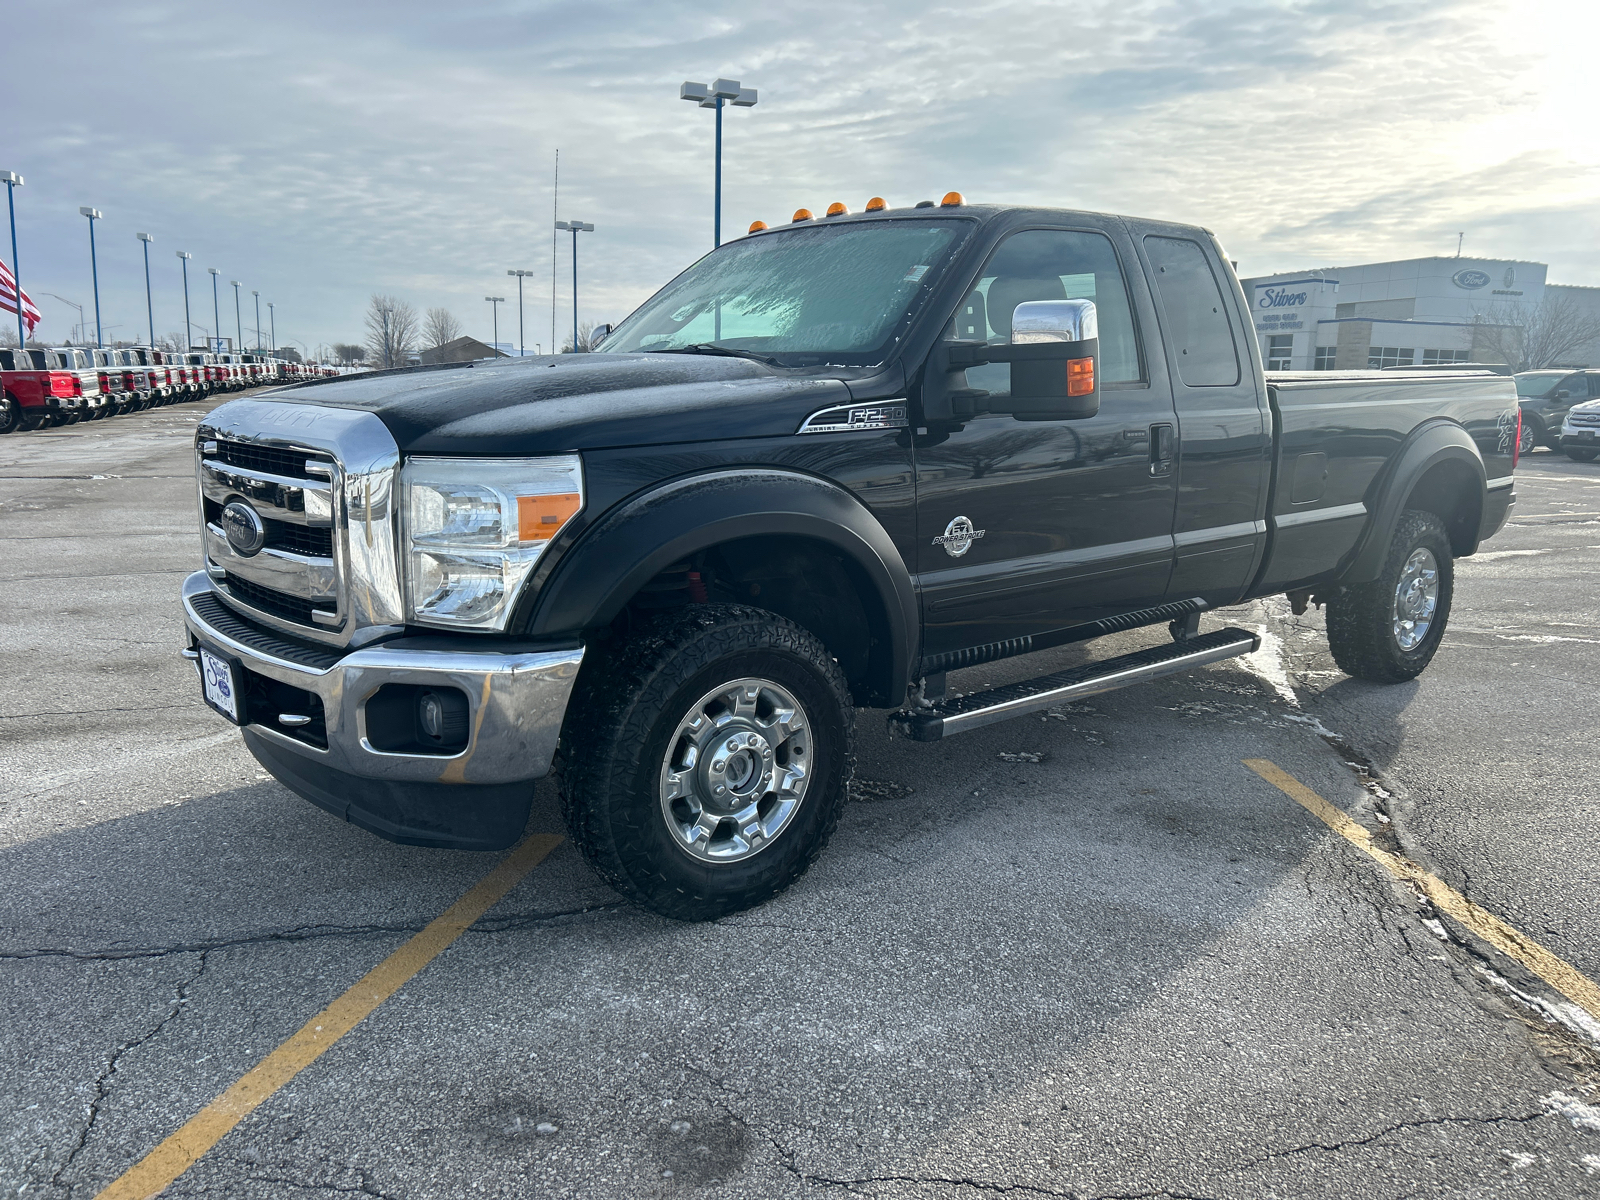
<box><xmin>180</xmin><ymin>571</ymin><xmax>584</xmax><ymax>787</ymax></box>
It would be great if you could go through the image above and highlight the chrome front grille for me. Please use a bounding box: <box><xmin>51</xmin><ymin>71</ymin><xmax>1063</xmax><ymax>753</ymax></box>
<box><xmin>1568</xmin><ymin>411</ymin><xmax>1600</xmax><ymax>427</ymax></box>
<box><xmin>195</xmin><ymin>400</ymin><xmax>405</xmax><ymax>648</ymax></box>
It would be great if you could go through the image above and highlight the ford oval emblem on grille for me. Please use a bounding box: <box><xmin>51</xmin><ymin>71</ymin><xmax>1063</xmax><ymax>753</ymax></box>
<box><xmin>221</xmin><ymin>499</ymin><xmax>267</xmax><ymax>557</ymax></box>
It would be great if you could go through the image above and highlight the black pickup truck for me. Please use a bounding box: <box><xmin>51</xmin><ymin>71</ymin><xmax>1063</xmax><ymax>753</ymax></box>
<box><xmin>180</xmin><ymin>198</ymin><xmax>1517</xmax><ymax>919</ymax></box>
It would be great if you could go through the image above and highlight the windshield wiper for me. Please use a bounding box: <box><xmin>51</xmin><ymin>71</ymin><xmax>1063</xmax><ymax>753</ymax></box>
<box><xmin>652</xmin><ymin>343</ymin><xmax>782</xmax><ymax>367</ymax></box>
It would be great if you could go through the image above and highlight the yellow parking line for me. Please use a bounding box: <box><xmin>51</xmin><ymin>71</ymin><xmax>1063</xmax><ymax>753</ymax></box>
<box><xmin>1244</xmin><ymin>759</ymin><xmax>1600</xmax><ymax>1025</ymax></box>
<box><xmin>96</xmin><ymin>833</ymin><xmax>563</xmax><ymax>1200</ymax></box>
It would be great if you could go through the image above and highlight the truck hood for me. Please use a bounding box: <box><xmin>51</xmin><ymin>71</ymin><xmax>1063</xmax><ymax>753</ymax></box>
<box><xmin>266</xmin><ymin>353</ymin><xmax>854</xmax><ymax>456</ymax></box>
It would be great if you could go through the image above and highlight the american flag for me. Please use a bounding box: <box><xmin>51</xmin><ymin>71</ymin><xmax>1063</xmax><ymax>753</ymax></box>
<box><xmin>0</xmin><ymin>255</ymin><xmax>41</xmax><ymax>336</ymax></box>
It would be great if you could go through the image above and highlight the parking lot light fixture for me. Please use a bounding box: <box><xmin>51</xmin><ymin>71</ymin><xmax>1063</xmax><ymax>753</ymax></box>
<box><xmin>267</xmin><ymin>301</ymin><xmax>275</xmax><ymax>353</ymax></box>
<box><xmin>78</xmin><ymin>207</ymin><xmax>103</xmax><ymax>346</ymax></box>
<box><xmin>679</xmin><ymin>79</ymin><xmax>757</xmax><ymax>248</ymax></box>
<box><xmin>207</xmin><ymin>268</ymin><xmax>221</xmax><ymax>350</ymax></box>
<box><xmin>508</xmin><ymin>269</ymin><xmax>535</xmax><ymax>356</ymax></box>
<box><xmin>252</xmin><ymin>290</ymin><xmax>261</xmax><ymax>351</ymax></box>
<box><xmin>177</xmin><ymin>252</ymin><xmax>193</xmax><ymax>350</ymax></box>
<box><xmin>3</xmin><ymin>172</ymin><xmax>23</xmax><ymax>349</ymax></box>
<box><xmin>229</xmin><ymin>280</ymin><xmax>243</xmax><ymax>354</ymax></box>
<box><xmin>136</xmin><ymin>233</ymin><xmax>155</xmax><ymax>349</ymax></box>
<box><xmin>554</xmin><ymin>221</ymin><xmax>593</xmax><ymax>352</ymax></box>
<box><xmin>485</xmin><ymin>296</ymin><xmax>506</xmax><ymax>355</ymax></box>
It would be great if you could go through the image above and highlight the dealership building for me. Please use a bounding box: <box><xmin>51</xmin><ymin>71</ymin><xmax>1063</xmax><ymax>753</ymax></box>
<box><xmin>1239</xmin><ymin>256</ymin><xmax>1600</xmax><ymax>371</ymax></box>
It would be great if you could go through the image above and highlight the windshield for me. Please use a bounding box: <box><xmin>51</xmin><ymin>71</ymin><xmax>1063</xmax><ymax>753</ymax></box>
<box><xmin>1515</xmin><ymin>373</ymin><xmax>1568</xmax><ymax>398</ymax></box>
<box><xmin>600</xmin><ymin>218</ymin><xmax>971</xmax><ymax>366</ymax></box>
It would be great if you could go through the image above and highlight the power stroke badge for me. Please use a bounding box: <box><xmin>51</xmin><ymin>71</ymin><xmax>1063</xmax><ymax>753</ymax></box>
<box><xmin>933</xmin><ymin>515</ymin><xmax>985</xmax><ymax>558</ymax></box>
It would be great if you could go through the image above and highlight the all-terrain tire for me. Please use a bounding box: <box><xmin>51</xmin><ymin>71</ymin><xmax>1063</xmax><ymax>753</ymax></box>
<box><xmin>0</xmin><ymin>395</ymin><xmax>19</xmax><ymax>435</ymax></box>
<box><xmin>1565</xmin><ymin>447</ymin><xmax>1598</xmax><ymax>463</ymax></box>
<box><xmin>557</xmin><ymin>604</ymin><xmax>855</xmax><ymax>921</ymax></box>
<box><xmin>1326</xmin><ymin>509</ymin><xmax>1454</xmax><ymax>683</ymax></box>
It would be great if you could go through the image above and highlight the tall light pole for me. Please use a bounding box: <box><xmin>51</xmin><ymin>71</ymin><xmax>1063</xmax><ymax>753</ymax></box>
<box><xmin>507</xmin><ymin>269</ymin><xmax>534</xmax><ymax>356</ymax></box>
<box><xmin>42</xmin><ymin>294</ymin><xmax>86</xmax><ymax>344</ymax></box>
<box><xmin>136</xmin><ymin>232</ymin><xmax>155</xmax><ymax>348</ymax></box>
<box><xmin>554</xmin><ymin>221</ymin><xmax>592</xmax><ymax>352</ymax></box>
<box><xmin>267</xmin><ymin>302</ymin><xmax>275</xmax><ymax>353</ymax></box>
<box><xmin>679</xmin><ymin>79</ymin><xmax>757</xmax><ymax>247</ymax></box>
<box><xmin>3</xmin><ymin>173</ymin><xmax>25</xmax><ymax>352</ymax></box>
<box><xmin>229</xmin><ymin>280</ymin><xmax>243</xmax><ymax>353</ymax></box>
<box><xmin>177</xmin><ymin>252</ymin><xmax>193</xmax><ymax>350</ymax></box>
<box><xmin>251</xmin><ymin>290</ymin><xmax>261</xmax><ymax>351</ymax></box>
<box><xmin>207</xmin><ymin>268</ymin><xmax>221</xmax><ymax>350</ymax></box>
<box><xmin>79</xmin><ymin>207</ymin><xmax>103</xmax><ymax>345</ymax></box>
<box><xmin>485</xmin><ymin>296</ymin><xmax>505</xmax><ymax>355</ymax></box>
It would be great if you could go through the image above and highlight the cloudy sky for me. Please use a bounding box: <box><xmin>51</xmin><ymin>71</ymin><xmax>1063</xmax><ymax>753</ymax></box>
<box><xmin>5</xmin><ymin>0</ymin><xmax>1596</xmax><ymax>354</ymax></box>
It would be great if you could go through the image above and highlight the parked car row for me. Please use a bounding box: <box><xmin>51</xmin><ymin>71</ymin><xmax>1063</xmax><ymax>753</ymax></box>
<box><xmin>1514</xmin><ymin>367</ymin><xmax>1600</xmax><ymax>457</ymax></box>
<box><xmin>0</xmin><ymin>347</ymin><xmax>340</xmax><ymax>433</ymax></box>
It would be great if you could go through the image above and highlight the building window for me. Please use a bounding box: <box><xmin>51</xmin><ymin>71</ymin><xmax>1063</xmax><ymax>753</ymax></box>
<box><xmin>1368</xmin><ymin>346</ymin><xmax>1415</xmax><ymax>368</ymax></box>
<box><xmin>1266</xmin><ymin>334</ymin><xmax>1294</xmax><ymax>370</ymax></box>
<box><xmin>1422</xmin><ymin>349</ymin><xmax>1470</xmax><ymax>365</ymax></box>
<box><xmin>1314</xmin><ymin>346</ymin><xmax>1337</xmax><ymax>370</ymax></box>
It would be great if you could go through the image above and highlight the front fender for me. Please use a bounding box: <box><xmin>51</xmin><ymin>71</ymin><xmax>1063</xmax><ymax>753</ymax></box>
<box><xmin>517</xmin><ymin>467</ymin><xmax>920</xmax><ymax>703</ymax></box>
<box><xmin>1344</xmin><ymin>419</ymin><xmax>1487</xmax><ymax>584</ymax></box>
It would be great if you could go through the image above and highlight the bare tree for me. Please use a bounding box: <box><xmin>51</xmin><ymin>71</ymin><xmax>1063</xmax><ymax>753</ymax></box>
<box><xmin>561</xmin><ymin>320</ymin><xmax>603</xmax><ymax>353</ymax></box>
<box><xmin>332</xmin><ymin>342</ymin><xmax>367</xmax><ymax>365</ymax></box>
<box><xmin>423</xmin><ymin>307</ymin><xmax>463</xmax><ymax>349</ymax></box>
<box><xmin>364</xmin><ymin>295</ymin><xmax>419</xmax><ymax>368</ymax></box>
<box><xmin>1471</xmin><ymin>293</ymin><xmax>1600</xmax><ymax>372</ymax></box>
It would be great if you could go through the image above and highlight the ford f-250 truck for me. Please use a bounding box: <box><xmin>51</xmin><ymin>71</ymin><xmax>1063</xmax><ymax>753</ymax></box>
<box><xmin>180</xmin><ymin>198</ymin><xmax>1517</xmax><ymax>919</ymax></box>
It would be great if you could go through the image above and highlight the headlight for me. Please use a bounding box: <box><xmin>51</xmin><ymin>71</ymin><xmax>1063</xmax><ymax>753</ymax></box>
<box><xmin>402</xmin><ymin>455</ymin><xmax>583</xmax><ymax>631</ymax></box>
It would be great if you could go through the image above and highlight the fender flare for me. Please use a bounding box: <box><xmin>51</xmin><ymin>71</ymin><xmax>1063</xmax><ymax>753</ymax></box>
<box><xmin>1343</xmin><ymin>419</ymin><xmax>1486</xmax><ymax>584</ymax></box>
<box><xmin>518</xmin><ymin>468</ymin><xmax>920</xmax><ymax>704</ymax></box>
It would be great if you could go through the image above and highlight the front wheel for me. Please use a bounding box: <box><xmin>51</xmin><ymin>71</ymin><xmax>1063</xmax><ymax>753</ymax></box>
<box><xmin>1566</xmin><ymin>447</ymin><xmax>1598</xmax><ymax>463</ymax></box>
<box><xmin>1326</xmin><ymin>510</ymin><xmax>1454</xmax><ymax>683</ymax></box>
<box><xmin>558</xmin><ymin>605</ymin><xmax>854</xmax><ymax>921</ymax></box>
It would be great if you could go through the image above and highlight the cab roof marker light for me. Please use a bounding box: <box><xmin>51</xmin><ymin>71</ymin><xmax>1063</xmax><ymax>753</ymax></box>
<box><xmin>940</xmin><ymin>191</ymin><xmax>965</xmax><ymax>207</ymax></box>
<box><xmin>826</xmin><ymin>202</ymin><xmax>849</xmax><ymax>216</ymax></box>
<box><xmin>748</xmin><ymin>220</ymin><xmax>768</xmax><ymax>233</ymax></box>
<box><xmin>865</xmin><ymin>197</ymin><xmax>888</xmax><ymax>211</ymax></box>
<box><xmin>792</xmin><ymin>208</ymin><xmax>813</xmax><ymax>222</ymax></box>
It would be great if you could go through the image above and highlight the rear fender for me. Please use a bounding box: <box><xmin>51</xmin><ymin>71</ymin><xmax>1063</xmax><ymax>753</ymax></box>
<box><xmin>1343</xmin><ymin>420</ymin><xmax>1486</xmax><ymax>584</ymax></box>
<box><xmin>517</xmin><ymin>468</ymin><xmax>920</xmax><ymax>706</ymax></box>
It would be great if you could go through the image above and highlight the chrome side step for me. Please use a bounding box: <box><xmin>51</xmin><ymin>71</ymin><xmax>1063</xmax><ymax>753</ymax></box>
<box><xmin>889</xmin><ymin>626</ymin><xmax>1260</xmax><ymax>742</ymax></box>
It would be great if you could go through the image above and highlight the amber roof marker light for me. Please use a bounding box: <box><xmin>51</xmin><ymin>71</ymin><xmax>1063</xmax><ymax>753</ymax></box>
<box><xmin>748</xmin><ymin>220</ymin><xmax>768</xmax><ymax>233</ymax></box>
<box><xmin>940</xmin><ymin>191</ymin><xmax>966</xmax><ymax>207</ymax></box>
<box><xmin>826</xmin><ymin>202</ymin><xmax>850</xmax><ymax>217</ymax></box>
<box><xmin>865</xmin><ymin>197</ymin><xmax>888</xmax><ymax>212</ymax></box>
<box><xmin>680</xmin><ymin>78</ymin><xmax>759</xmax><ymax>249</ymax></box>
<box><xmin>792</xmin><ymin>208</ymin><xmax>814</xmax><ymax>222</ymax></box>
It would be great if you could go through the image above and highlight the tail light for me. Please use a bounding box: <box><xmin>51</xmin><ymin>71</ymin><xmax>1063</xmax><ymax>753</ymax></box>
<box><xmin>1512</xmin><ymin>409</ymin><xmax>1522</xmax><ymax>469</ymax></box>
<box><xmin>73</xmin><ymin>375</ymin><xmax>84</xmax><ymax>397</ymax></box>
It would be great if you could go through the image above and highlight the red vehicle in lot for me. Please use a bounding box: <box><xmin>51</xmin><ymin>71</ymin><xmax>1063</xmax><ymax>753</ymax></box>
<box><xmin>46</xmin><ymin>348</ymin><xmax>113</xmax><ymax>419</ymax></box>
<box><xmin>1</xmin><ymin>348</ymin><xmax>98</xmax><ymax>429</ymax></box>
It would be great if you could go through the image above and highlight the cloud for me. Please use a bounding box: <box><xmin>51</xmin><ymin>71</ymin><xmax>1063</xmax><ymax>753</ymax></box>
<box><xmin>4</xmin><ymin>0</ymin><xmax>1595</xmax><ymax>349</ymax></box>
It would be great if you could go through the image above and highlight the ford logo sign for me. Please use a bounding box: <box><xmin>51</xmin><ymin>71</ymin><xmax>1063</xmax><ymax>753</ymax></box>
<box><xmin>1452</xmin><ymin>269</ymin><xmax>1490</xmax><ymax>290</ymax></box>
<box><xmin>221</xmin><ymin>499</ymin><xmax>267</xmax><ymax>557</ymax></box>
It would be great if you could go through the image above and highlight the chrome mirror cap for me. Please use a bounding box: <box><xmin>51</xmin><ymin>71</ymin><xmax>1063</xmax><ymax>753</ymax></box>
<box><xmin>1011</xmin><ymin>299</ymin><xmax>1098</xmax><ymax>344</ymax></box>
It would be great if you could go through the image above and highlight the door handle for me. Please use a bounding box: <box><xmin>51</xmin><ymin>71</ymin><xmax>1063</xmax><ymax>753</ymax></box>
<box><xmin>1150</xmin><ymin>422</ymin><xmax>1175</xmax><ymax>477</ymax></box>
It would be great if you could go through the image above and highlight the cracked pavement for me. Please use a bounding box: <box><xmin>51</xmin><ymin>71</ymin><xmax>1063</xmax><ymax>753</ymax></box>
<box><xmin>3</xmin><ymin>411</ymin><xmax>1599</xmax><ymax>1198</ymax></box>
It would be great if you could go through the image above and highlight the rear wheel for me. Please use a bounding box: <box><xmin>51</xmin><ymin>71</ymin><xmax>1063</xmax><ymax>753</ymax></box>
<box><xmin>1566</xmin><ymin>447</ymin><xmax>1598</xmax><ymax>463</ymax></box>
<box><xmin>0</xmin><ymin>394</ymin><xmax>19</xmax><ymax>434</ymax></box>
<box><xmin>1518</xmin><ymin>417</ymin><xmax>1539</xmax><ymax>457</ymax></box>
<box><xmin>558</xmin><ymin>604</ymin><xmax>854</xmax><ymax>921</ymax></box>
<box><xmin>1326</xmin><ymin>510</ymin><xmax>1453</xmax><ymax>683</ymax></box>
<box><xmin>20</xmin><ymin>408</ymin><xmax>47</xmax><ymax>431</ymax></box>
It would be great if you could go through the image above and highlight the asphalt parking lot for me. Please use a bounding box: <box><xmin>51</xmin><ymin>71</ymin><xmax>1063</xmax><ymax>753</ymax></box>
<box><xmin>3</xmin><ymin>401</ymin><xmax>1598</xmax><ymax>1199</ymax></box>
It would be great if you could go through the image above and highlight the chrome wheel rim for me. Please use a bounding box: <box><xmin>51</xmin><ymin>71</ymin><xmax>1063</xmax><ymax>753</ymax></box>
<box><xmin>1392</xmin><ymin>547</ymin><xmax>1439</xmax><ymax>652</ymax></box>
<box><xmin>658</xmin><ymin>677</ymin><xmax>811</xmax><ymax>864</ymax></box>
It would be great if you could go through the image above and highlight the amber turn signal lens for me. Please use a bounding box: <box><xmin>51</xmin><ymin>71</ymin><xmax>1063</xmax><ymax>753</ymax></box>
<box><xmin>748</xmin><ymin>220</ymin><xmax>768</xmax><ymax>233</ymax></box>
<box><xmin>792</xmin><ymin>208</ymin><xmax>813</xmax><ymax>222</ymax></box>
<box><xmin>1066</xmin><ymin>357</ymin><xmax>1095</xmax><ymax>397</ymax></box>
<box><xmin>865</xmin><ymin>196</ymin><xmax>887</xmax><ymax>211</ymax></box>
<box><xmin>940</xmin><ymin>191</ymin><xmax>965</xmax><ymax>207</ymax></box>
<box><xmin>826</xmin><ymin>201</ymin><xmax>849</xmax><ymax>216</ymax></box>
<box><xmin>517</xmin><ymin>493</ymin><xmax>582</xmax><ymax>542</ymax></box>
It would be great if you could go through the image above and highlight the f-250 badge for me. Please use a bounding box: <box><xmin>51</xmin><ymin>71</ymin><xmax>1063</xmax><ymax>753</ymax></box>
<box><xmin>933</xmin><ymin>515</ymin><xmax>986</xmax><ymax>557</ymax></box>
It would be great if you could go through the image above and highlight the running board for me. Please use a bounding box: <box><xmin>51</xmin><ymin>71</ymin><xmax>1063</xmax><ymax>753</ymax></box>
<box><xmin>889</xmin><ymin>626</ymin><xmax>1260</xmax><ymax>742</ymax></box>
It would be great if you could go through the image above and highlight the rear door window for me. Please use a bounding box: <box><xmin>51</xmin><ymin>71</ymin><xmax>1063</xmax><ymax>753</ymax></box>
<box><xmin>1142</xmin><ymin>236</ymin><xmax>1241</xmax><ymax>387</ymax></box>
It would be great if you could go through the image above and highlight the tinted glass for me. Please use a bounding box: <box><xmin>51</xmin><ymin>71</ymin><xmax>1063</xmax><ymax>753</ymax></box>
<box><xmin>1143</xmin><ymin>235</ymin><xmax>1240</xmax><ymax>387</ymax></box>
<box><xmin>945</xmin><ymin>228</ymin><xmax>1143</xmax><ymax>394</ymax></box>
<box><xmin>602</xmin><ymin>219</ymin><xmax>969</xmax><ymax>365</ymax></box>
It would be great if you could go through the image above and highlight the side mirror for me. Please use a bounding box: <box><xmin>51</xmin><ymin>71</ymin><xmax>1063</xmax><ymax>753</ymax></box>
<box><xmin>591</xmin><ymin>323</ymin><xmax>613</xmax><ymax>346</ymax></box>
<box><xmin>1006</xmin><ymin>299</ymin><xmax>1099</xmax><ymax>419</ymax></box>
<box><xmin>1554</xmin><ymin>389</ymin><xmax>1570</xmax><ymax>400</ymax></box>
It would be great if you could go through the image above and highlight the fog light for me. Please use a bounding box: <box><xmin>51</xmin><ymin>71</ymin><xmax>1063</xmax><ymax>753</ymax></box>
<box><xmin>416</xmin><ymin>689</ymin><xmax>470</xmax><ymax>748</ymax></box>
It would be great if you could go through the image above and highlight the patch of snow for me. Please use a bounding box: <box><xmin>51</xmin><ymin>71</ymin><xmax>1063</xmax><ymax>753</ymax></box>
<box><xmin>1280</xmin><ymin>711</ymin><xmax>1340</xmax><ymax>739</ymax></box>
<box><xmin>1238</xmin><ymin>624</ymin><xmax>1299</xmax><ymax>705</ymax></box>
<box><xmin>1581</xmin><ymin>1154</ymin><xmax>1600</xmax><ymax>1176</ymax></box>
<box><xmin>1504</xmin><ymin>1151</ymin><xmax>1537</xmax><ymax>1170</ymax></box>
<box><xmin>1494</xmin><ymin>633</ymin><xmax>1600</xmax><ymax>645</ymax></box>
<box><xmin>997</xmin><ymin>751</ymin><xmax>1046</xmax><ymax>764</ymax></box>
<box><xmin>1421</xmin><ymin>918</ymin><xmax>1450</xmax><ymax>941</ymax></box>
<box><xmin>1477</xmin><ymin>967</ymin><xmax>1600</xmax><ymax>1046</ymax></box>
<box><xmin>1543</xmin><ymin>1092</ymin><xmax>1600</xmax><ymax>1134</ymax></box>
<box><xmin>1467</xmin><ymin>548</ymin><xmax>1554</xmax><ymax>561</ymax></box>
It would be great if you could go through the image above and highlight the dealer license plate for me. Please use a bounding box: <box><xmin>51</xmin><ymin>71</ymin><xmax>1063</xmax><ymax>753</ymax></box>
<box><xmin>199</xmin><ymin>646</ymin><xmax>243</xmax><ymax>723</ymax></box>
